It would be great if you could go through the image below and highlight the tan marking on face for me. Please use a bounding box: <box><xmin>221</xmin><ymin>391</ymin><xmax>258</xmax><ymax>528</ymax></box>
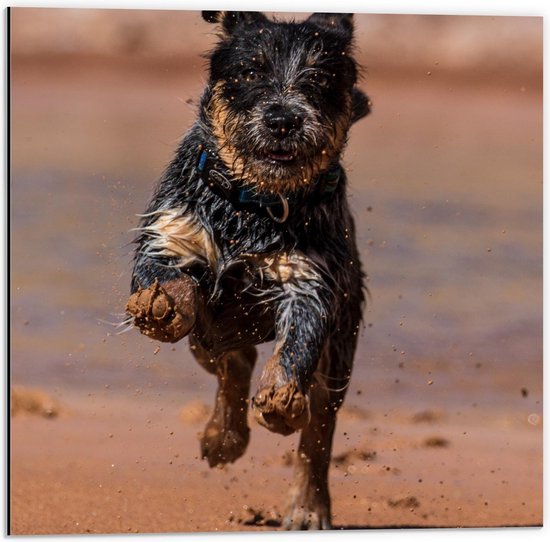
<box><xmin>208</xmin><ymin>82</ymin><xmax>353</xmax><ymax>195</ymax></box>
<box><xmin>140</xmin><ymin>209</ymin><xmax>218</xmax><ymax>269</ymax></box>
<box><xmin>317</xmin><ymin>94</ymin><xmax>353</xmax><ymax>172</ymax></box>
<box><xmin>209</xmin><ymin>82</ymin><xmax>249</xmax><ymax>180</ymax></box>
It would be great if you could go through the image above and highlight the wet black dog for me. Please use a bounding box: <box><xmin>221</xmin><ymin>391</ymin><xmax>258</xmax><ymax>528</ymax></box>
<box><xmin>126</xmin><ymin>11</ymin><xmax>369</xmax><ymax>530</ymax></box>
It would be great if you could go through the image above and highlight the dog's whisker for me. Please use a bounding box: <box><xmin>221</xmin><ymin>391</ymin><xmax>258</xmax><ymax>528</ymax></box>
<box><xmin>97</xmin><ymin>315</ymin><xmax>133</xmax><ymax>328</ymax></box>
<box><xmin>319</xmin><ymin>380</ymin><xmax>351</xmax><ymax>393</ymax></box>
<box><xmin>115</xmin><ymin>323</ymin><xmax>136</xmax><ymax>335</ymax></box>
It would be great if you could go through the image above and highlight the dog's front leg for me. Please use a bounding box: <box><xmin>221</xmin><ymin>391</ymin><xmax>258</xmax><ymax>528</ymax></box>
<box><xmin>126</xmin><ymin>275</ymin><xmax>199</xmax><ymax>343</ymax></box>
<box><xmin>126</xmin><ymin>249</ymin><xmax>199</xmax><ymax>343</ymax></box>
<box><xmin>126</xmin><ymin>206</ymin><xmax>213</xmax><ymax>343</ymax></box>
<box><xmin>252</xmin><ymin>275</ymin><xmax>330</xmax><ymax>436</ymax></box>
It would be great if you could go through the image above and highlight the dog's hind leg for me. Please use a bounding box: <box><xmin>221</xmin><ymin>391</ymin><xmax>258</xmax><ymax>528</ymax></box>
<box><xmin>283</xmin><ymin>309</ymin><xmax>359</xmax><ymax>530</ymax></box>
<box><xmin>282</xmin><ymin>374</ymin><xmax>335</xmax><ymax>530</ymax></box>
<box><xmin>189</xmin><ymin>334</ymin><xmax>257</xmax><ymax>467</ymax></box>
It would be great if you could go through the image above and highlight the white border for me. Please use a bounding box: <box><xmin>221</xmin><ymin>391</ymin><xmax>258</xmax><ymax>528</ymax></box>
<box><xmin>2</xmin><ymin>1</ymin><xmax>547</xmax><ymax>542</ymax></box>
<box><xmin>0</xmin><ymin>0</ymin><xmax>546</xmax><ymax>15</ymax></box>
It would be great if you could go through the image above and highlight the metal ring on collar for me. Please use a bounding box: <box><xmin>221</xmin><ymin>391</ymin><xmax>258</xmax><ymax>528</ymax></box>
<box><xmin>266</xmin><ymin>194</ymin><xmax>290</xmax><ymax>223</ymax></box>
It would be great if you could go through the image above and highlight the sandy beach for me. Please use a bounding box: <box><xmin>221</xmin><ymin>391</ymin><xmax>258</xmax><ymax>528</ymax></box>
<box><xmin>9</xmin><ymin>385</ymin><xmax>542</xmax><ymax>534</ymax></box>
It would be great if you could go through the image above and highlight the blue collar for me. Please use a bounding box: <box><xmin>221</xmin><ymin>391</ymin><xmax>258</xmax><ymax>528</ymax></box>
<box><xmin>195</xmin><ymin>146</ymin><xmax>341</xmax><ymax>223</ymax></box>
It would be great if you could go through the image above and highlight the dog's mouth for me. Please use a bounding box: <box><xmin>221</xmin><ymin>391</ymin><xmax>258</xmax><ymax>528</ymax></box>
<box><xmin>264</xmin><ymin>149</ymin><xmax>297</xmax><ymax>164</ymax></box>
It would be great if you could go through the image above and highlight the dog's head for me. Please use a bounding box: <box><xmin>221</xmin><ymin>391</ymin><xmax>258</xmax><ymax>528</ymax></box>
<box><xmin>201</xmin><ymin>11</ymin><xmax>370</xmax><ymax>195</ymax></box>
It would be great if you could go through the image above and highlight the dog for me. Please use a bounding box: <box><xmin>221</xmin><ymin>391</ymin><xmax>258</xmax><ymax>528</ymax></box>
<box><xmin>126</xmin><ymin>11</ymin><xmax>370</xmax><ymax>530</ymax></box>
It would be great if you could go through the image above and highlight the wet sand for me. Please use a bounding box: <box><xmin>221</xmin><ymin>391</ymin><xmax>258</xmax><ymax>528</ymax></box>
<box><xmin>9</xmin><ymin>11</ymin><xmax>542</xmax><ymax>535</ymax></box>
<box><xmin>9</xmin><ymin>388</ymin><xmax>542</xmax><ymax>534</ymax></box>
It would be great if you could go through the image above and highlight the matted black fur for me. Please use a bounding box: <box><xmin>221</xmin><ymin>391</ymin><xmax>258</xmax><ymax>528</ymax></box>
<box><xmin>127</xmin><ymin>11</ymin><xmax>370</xmax><ymax>530</ymax></box>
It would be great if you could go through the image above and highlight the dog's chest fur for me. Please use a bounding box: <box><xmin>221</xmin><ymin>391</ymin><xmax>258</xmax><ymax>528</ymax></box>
<box><xmin>135</xmin><ymin>125</ymin><xmax>353</xmax><ymax>297</ymax></box>
<box><xmin>141</xmin><ymin>205</ymin><xmax>321</xmax><ymax>290</ymax></box>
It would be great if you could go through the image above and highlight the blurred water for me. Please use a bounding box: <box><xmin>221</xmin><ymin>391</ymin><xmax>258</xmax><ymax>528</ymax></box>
<box><xmin>10</xmin><ymin>163</ymin><xmax>542</xmax><ymax>415</ymax></box>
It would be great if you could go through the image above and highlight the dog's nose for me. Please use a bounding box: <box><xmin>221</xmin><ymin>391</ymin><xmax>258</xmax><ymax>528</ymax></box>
<box><xmin>263</xmin><ymin>107</ymin><xmax>303</xmax><ymax>138</ymax></box>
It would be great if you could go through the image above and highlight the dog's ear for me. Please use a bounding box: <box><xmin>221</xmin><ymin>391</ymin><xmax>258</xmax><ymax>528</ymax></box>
<box><xmin>202</xmin><ymin>11</ymin><xmax>267</xmax><ymax>35</ymax></box>
<box><xmin>306</xmin><ymin>13</ymin><xmax>354</xmax><ymax>40</ymax></box>
<box><xmin>351</xmin><ymin>88</ymin><xmax>370</xmax><ymax>124</ymax></box>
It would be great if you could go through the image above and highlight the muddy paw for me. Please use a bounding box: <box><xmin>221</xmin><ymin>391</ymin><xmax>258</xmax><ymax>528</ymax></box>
<box><xmin>282</xmin><ymin>506</ymin><xmax>331</xmax><ymax>530</ymax></box>
<box><xmin>200</xmin><ymin>419</ymin><xmax>250</xmax><ymax>468</ymax></box>
<box><xmin>252</xmin><ymin>382</ymin><xmax>311</xmax><ymax>436</ymax></box>
<box><xmin>126</xmin><ymin>278</ymin><xmax>196</xmax><ymax>343</ymax></box>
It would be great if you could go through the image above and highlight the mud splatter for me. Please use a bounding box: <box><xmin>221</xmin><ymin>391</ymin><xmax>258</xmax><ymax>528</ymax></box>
<box><xmin>423</xmin><ymin>436</ymin><xmax>450</xmax><ymax>448</ymax></box>
<box><xmin>388</xmin><ymin>496</ymin><xmax>421</xmax><ymax>509</ymax></box>
<box><xmin>411</xmin><ymin>410</ymin><xmax>445</xmax><ymax>423</ymax></box>
<box><xmin>231</xmin><ymin>505</ymin><xmax>282</xmax><ymax>527</ymax></box>
<box><xmin>11</xmin><ymin>386</ymin><xmax>62</xmax><ymax>418</ymax></box>
<box><xmin>179</xmin><ymin>400</ymin><xmax>211</xmax><ymax>424</ymax></box>
<box><xmin>332</xmin><ymin>448</ymin><xmax>377</xmax><ymax>466</ymax></box>
<box><xmin>281</xmin><ymin>449</ymin><xmax>295</xmax><ymax>467</ymax></box>
<box><xmin>338</xmin><ymin>404</ymin><xmax>371</xmax><ymax>422</ymax></box>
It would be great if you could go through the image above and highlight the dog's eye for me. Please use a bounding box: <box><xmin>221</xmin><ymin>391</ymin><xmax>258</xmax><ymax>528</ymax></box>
<box><xmin>241</xmin><ymin>69</ymin><xmax>260</xmax><ymax>83</ymax></box>
<box><xmin>315</xmin><ymin>73</ymin><xmax>332</xmax><ymax>88</ymax></box>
